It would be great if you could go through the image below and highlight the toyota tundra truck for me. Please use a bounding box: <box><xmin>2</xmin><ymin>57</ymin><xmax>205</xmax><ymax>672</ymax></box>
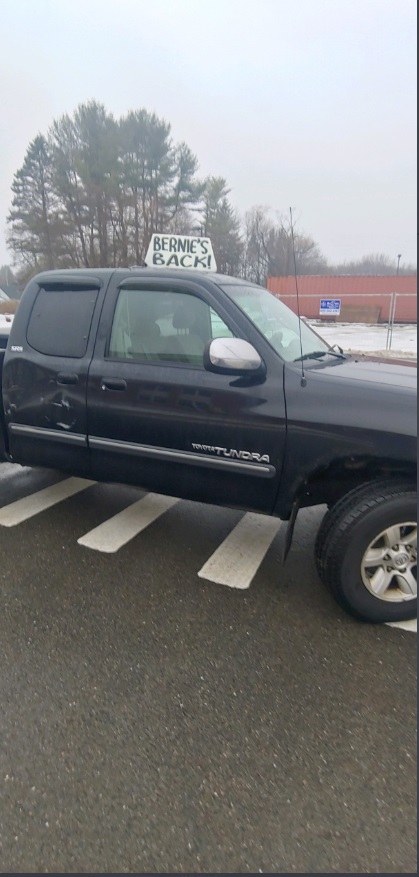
<box><xmin>0</xmin><ymin>262</ymin><xmax>416</xmax><ymax>623</ymax></box>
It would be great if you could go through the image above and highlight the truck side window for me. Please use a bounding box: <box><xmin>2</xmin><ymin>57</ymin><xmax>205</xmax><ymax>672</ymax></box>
<box><xmin>210</xmin><ymin>308</ymin><xmax>234</xmax><ymax>339</ymax></box>
<box><xmin>108</xmin><ymin>289</ymin><xmax>234</xmax><ymax>365</ymax></box>
<box><xmin>27</xmin><ymin>287</ymin><xmax>98</xmax><ymax>357</ymax></box>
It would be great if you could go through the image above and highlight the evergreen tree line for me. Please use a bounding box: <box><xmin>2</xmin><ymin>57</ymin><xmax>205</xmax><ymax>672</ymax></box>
<box><xmin>5</xmin><ymin>101</ymin><xmax>416</xmax><ymax>287</ymax></box>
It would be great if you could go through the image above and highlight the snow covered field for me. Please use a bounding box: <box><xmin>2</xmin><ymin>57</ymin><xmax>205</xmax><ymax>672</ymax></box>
<box><xmin>308</xmin><ymin>321</ymin><xmax>417</xmax><ymax>359</ymax></box>
<box><xmin>0</xmin><ymin>314</ymin><xmax>13</xmax><ymax>333</ymax></box>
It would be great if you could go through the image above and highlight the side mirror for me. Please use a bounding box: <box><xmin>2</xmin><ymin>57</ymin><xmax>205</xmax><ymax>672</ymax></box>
<box><xmin>204</xmin><ymin>338</ymin><xmax>265</xmax><ymax>375</ymax></box>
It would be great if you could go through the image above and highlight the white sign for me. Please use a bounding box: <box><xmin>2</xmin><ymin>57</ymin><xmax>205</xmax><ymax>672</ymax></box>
<box><xmin>145</xmin><ymin>234</ymin><xmax>217</xmax><ymax>271</ymax></box>
<box><xmin>320</xmin><ymin>298</ymin><xmax>341</xmax><ymax>316</ymax></box>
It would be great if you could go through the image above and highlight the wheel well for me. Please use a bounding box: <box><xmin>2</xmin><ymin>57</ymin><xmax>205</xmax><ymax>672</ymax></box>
<box><xmin>301</xmin><ymin>456</ymin><xmax>417</xmax><ymax>510</ymax></box>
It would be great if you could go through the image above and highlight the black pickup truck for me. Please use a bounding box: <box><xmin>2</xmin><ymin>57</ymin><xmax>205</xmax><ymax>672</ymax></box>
<box><xmin>0</xmin><ymin>267</ymin><xmax>416</xmax><ymax>623</ymax></box>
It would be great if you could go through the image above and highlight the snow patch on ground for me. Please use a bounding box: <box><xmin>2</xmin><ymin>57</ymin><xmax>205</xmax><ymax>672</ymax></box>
<box><xmin>0</xmin><ymin>314</ymin><xmax>13</xmax><ymax>333</ymax></box>
<box><xmin>308</xmin><ymin>321</ymin><xmax>417</xmax><ymax>359</ymax></box>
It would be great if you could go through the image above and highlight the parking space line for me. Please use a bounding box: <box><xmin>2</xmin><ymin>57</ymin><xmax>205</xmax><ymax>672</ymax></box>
<box><xmin>0</xmin><ymin>462</ymin><xmax>30</xmax><ymax>479</ymax></box>
<box><xmin>386</xmin><ymin>619</ymin><xmax>417</xmax><ymax>632</ymax></box>
<box><xmin>0</xmin><ymin>477</ymin><xmax>96</xmax><ymax>526</ymax></box>
<box><xmin>1</xmin><ymin>464</ymin><xmax>417</xmax><ymax>632</ymax></box>
<box><xmin>77</xmin><ymin>492</ymin><xmax>179</xmax><ymax>552</ymax></box>
<box><xmin>198</xmin><ymin>512</ymin><xmax>282</xmax><ymax>589</ymax></box>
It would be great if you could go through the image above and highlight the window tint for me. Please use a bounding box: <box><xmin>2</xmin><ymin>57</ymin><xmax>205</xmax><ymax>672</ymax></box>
<box><xmin>108</xmin><ymin>288</ymin><xmax>234</xmax><ymax>365</ymax></box>
<box><xmin>27</xmin><ymin>287</ymin><xmax>98</xmax><ymax>357</ymax></box>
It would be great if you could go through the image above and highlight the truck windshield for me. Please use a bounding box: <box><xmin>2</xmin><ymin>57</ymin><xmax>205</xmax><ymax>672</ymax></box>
<box><xmin>220</xmin><ymin>283</ymin><xmax>331</xmax><ymax>362</ymax></box>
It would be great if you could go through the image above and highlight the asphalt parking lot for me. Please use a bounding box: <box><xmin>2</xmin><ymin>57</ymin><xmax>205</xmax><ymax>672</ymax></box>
<box><xmin>0</xmin><ymin>463</ymin><xmax>416</xmax><ymax>873</ymax></box>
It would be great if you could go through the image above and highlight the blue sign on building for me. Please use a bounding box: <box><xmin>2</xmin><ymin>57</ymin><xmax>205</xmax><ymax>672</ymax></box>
<box><xmin>320</xmin><ymin>299</ymin><xmax>341</xmax><ymax>316</ymax></box>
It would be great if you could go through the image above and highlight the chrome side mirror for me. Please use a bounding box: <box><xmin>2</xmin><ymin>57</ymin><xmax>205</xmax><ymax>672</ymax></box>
<box><xmin>204</xmin><ymin>338</ymin><xmax>265</xmax><ymax>375</ymax></box>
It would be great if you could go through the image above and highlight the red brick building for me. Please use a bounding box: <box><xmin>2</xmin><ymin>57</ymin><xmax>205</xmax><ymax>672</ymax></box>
<box><xmin>267</xmin><ymin>275</ymin><xmax>417</xmax><ymax>323</ymax></box>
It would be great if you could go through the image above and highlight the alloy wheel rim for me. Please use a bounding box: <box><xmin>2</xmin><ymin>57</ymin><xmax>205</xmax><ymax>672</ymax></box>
<box><xmin>361</xmin><ymin>522</ymin><xmax>417</xmax><ymax>602</ymax></box>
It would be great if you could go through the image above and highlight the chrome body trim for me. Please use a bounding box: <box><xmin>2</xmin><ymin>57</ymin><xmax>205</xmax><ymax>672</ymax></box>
<box><xmin>8</xmin><ymin>423</ymin><xmax>87</xmax><ymax>446</ymax></box>
<box><xmin>89</xmin><ymin>436</ymin><xmax>276</xmax><ymax>478</ymax></box>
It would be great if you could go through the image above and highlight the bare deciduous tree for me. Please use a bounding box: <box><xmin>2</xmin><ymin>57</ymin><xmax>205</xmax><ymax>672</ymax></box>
<box><xmin>241</xmin><ymin>207</ymin><xmax>328</xmax><ymax>285</ymax></box>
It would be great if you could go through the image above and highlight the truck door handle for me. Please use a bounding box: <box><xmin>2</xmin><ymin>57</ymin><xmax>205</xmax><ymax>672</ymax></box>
<box><xmin>101</xmin><ymin>379</ymin><xmax>127</xmax><ymax>391</ymax></box>
<box><xmin>57</xmin><ymin>372</ymin><xmax>79</xmax><ymax>385</ymax></box>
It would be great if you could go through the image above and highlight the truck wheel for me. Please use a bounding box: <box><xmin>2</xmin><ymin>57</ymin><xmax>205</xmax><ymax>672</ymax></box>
<box><xmin>315</xmin><ymin>493</ymin><xmax>355</xmax><ymax>577</ymax></box>
<box><xmin>314</xmin><ymin>480</ymin><xmax>382</xmax><ymax>576</ymax></box>
<box><xmin>319</xmin><ymin>481</ymin><xmax>417</xmax><ymax>622</ymax></box>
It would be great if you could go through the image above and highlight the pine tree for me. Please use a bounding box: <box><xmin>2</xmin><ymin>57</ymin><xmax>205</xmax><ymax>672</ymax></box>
<box><xmin>201</xmin><ymin>177</ymin><xmax>243</xmax><ymax>275</ymax></box>
<box><xmin>50</xmin><ymin>102</ymin><xmax>119</xmax><ymax>267</ymax></box>
<box><xmin>7</xmin><ymin>135</ymin><xmax>58</xmax><ymax>275</ymax></box>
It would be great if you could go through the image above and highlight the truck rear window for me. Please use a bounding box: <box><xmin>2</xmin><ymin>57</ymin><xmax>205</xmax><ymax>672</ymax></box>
<box><xmin>27</xmin><ymin>287</ymin><xmax>98</xmax><ymax>357</ymax></box>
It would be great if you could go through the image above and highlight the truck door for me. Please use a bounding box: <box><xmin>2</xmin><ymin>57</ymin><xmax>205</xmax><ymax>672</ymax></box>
<box><xmin>5</xmin><ymin>276</ymin><xmax>104</xmax><ymax>475</ymax></box>
<box><xmin>87</xmin><ymin>278</ymin><xmax>287</xmax><ymax>514</ymax></box>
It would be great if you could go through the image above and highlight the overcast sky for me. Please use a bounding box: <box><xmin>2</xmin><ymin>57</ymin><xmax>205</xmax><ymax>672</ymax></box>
<box><xmin>0</xmin><ymin>0</ymin><xmax>416</xmax><ymax>269</ymax></box>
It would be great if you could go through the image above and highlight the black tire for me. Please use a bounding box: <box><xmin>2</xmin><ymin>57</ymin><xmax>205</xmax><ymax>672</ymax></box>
<box><xmin>318</xmin><ymin>480</ymin><xmax>417</xmax><ymax>623</ymax></box>
<box><xmin>315</xmin><ymin>491</ymin><xmax>360</xmax><ymax>578</ymax></box>
<box><xmin>0</xmin><ymin>428</ymin><xmax>7</xmax><ymax>463</ymax></box>
<box><xmin>314</xmin><ymin>480</ymin><xmax>387</xmax><ymax>577</ymax></box>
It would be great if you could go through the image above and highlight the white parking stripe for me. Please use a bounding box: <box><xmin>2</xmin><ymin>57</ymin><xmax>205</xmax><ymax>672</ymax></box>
<box><xmin>0</xmin><ymin>477</ymin><xmax>96</xmax><ymax>526</ymax></box>
<box><xmin>386</xmin><ymin>619</ymin><xmax>417</xmax><ymax>632</ymax></box>
<box><xmin>77</xmin><ymin>492</ymin><xmax>179</xmax><ymax>552</ymax></box>
<box><xmin>198</xmin><ymin>512</ymin><xmax>282</xmax><ymax>589</ymax></box>
<box><xmin>0</xmin><ymin>462</ymin><xmax>29</xmax><ymax>479</ymax></box>
<box><xmin>0</xmin><ymin>464</ymin><xmax>417</xmax><ymax>632</ymax></box>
